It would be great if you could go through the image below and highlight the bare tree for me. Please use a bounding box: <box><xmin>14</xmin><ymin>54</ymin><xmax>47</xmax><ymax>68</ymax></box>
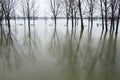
<box><xmin>0</xmin><ymin>1</ymin><xmax>4</xmax><ymax>34</ymax></box>
<box><xmin>100</xmin><ymin>0</ymin><xmax>105</xmax><ymax>30</ymax></box>
<box><xmin>2</xmin><ymin>0</ymin><xmax>17</xmax><ymax>33</ymax></box>
<box><xmin>49</xmin><ymin>0</ymin><xmax>61</xmax><ymax>29</ymax></box>
<box><xmin>86</xmin><ymin>0</ymin><xmax>96</xmax><ymax>30</ymax></box>
<box><xmin>74</xmin><ymin>7</ymin><xmax>79</xmax><ymax>27</ymax></box>
<box><xmin>71</xmin><ymin>0</ymin><xmax>78</xmax><ymax>28</ymax></box>
<box><xmin>0</xmin><ymin>1</ymin><xmax>4</xmax><ymax>24</ymax></box>
<box><xmin>61</xmin><ymin>0</ymin><xmax>71</xmax><ymax>27</ymax></box>
<box><xmin>21</xmin><ymin>0</ymin><xmax>39</xmax><ymax>32</ymax></box>
<box><xmin>103</xmin><ymin>0</ymin><xmax>109</xmax><ymax>31</ymax></box>
<box><xmin>31</xmin><ymin>0</ymin><xmax>39</xmax><ymax>25</ymax></box>
<box><xmin>116</xmin><ymin>0</ymin><xmax>120</xmax><ymax>34</ymax></box>
<box><xmin>21</xmin><ymin>0</ymin><xmax>26</xmax><ymax>25</ymax></box>
<box><xmin>78</xmin><ymin>0</ymin><xmax>84</xmax><ymax>31</ymax></box>
<box><xmin>24</xmin><ymin>0</ymin><xmax>32</xmax><ymax>31</ymax></box>
<box><xmin>110</xmin><ymin>0</ymin><xmax>118</xmax><ymax>31</ymax></box>
<box><xmin>65</xmin><ymin>0</ymin><xmax>76</xmax><ymax>32</ymax></box>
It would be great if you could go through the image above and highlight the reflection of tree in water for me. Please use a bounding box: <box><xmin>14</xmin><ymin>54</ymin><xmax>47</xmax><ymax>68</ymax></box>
<box><xmin>0</xmin><ymin>25</ymin><xmax>41</xmax><ymax>72</ymax></box>
<box><xmin>0</xmin><ymin>32</ymin><xmax>26</xmax><ymax>71</ymax></box>
<box><xmin>49</xmin><ymin>27</ymin><xmax>84</xmax><ymax>80</ymax></box>
<box><xmin>50</xmin><ymin>26</ymin><xmax>61</xmax><ymax>52</ymax></box>
<box><xmin>49</xmin><ymin>26</ymin><xmax>119</xmax><ymax>80</ymax></box>
<box><xmin>83</xmin><ymin>30</ymin><xmax>118</xmax><ymax>80</ymax></box>
<box><xmin>81</xmin><ymin>30</ymin><xmax>105</xmax><ymax>80</ymax></box>
<box><xmin>62</xmin><ymin>30</ymin><xmax>84</xmax><ymax>80</ymax></box>
<box><xmin>22</xmin><ymin>28</ymin><xmax>41</xmax><ymax>61</ymax></box>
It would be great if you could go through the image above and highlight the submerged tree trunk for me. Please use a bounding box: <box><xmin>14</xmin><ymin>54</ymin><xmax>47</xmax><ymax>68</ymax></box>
<box><xmin>104</xmin><ymin>0</ymin><xmax>108</xmax><ymax>31</ymax></box>
<box><xmin>116</xmin><ymin>3</ymin><xmax>120</xmax><ymax>34</ymax></box>
<box><xmin>54</xmin><ymin>16</ymin><xmax>57</xmax><ymax>30</ymax></box>
<box><xmin>28</xmin><ymin>17</ymin><xmax>31</xmax><ymax>32</ymax></box>
<box><xmin>90</xmin><ymin>13</ymin><xmax>93</xmax><ymax>31</ymax></box>
<box><xmin>75</xmin><ymin>11</ymin><xmax>77</xmax><ymax>28</ymax></box>
<box><xmin>90</xmin><ymin>0</ymin><xmax>93</xmax><ymax>30</ymax></box>
<box><xmin>88</xmin><ymin>15</ymin><xmax>90</xmax><ymax>32</ymax></box>
<box><xmin>0</xmin><ymin>22</ymin><xmax>2</xmax><ymax>35</ymax></box>
<box><xmin>7</xmin><ymin>16</ymin><xmax>11</xmax><ymax>34</ymax></box>
<box><xmin>110</xmin><ymin>0</ymin><xmax>115</xmax><ymax>31</ymax></box>
<box><xmin>71</xmin><ymin>8</ymin><xmax>74</xmax><ymax>33</ymax></box>
<box><xmin>100</xmin><ymin>0</ymin><xmax>104</xmax><ymax>30</ymax></box>
<box><xmin>78</xmin><ymin>0</ymin><xmax>84</xmax><ymax>31</ymax></box>
<box><xmin>66</xmin><ymin>16</ymin><xmax>69</xmax><ymax>30</ymax></box>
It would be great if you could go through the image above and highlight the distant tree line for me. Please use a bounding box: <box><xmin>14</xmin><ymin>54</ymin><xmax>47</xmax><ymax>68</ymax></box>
<box><xmin>49</xmin><ymin>0</ymin><xmax>120</xmax><ymax>33</ymax></box>
<box><xmin>0</xmin><ymin>0</ymin><xmax>120</xmax><ymax>34</ymax></box>
<box><xmin>0</xmin><ymin>0</ymin><xmax>39</xmax><ymax>33</ymax></box>
<box><xmin>0</xmin><ymin>0</ymin><xmax>17</xmax><ymax>33</ymax></box>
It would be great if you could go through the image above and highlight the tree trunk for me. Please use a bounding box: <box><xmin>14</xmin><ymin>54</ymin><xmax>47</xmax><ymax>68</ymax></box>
<box><xmin>75</xmin><ymin>12</ymin><xmax>77</xmax><ymax>28</ymax></box>
<box><xmin>90</xmin><ymin>13</ymin><xmax>93</xmax><ymax>31</ymax></box>
<box><xmin>7</xmin><ymin>17</ymin><xmax>11</xmax><ymax>34</ymax></box>
<box><xmin>78</xmin><ymin>0</ymin><xmax>84</xmax><ymax>31</ymax></box>
<box><xmin>66</xmin><ymin>16</ymin><xmax>69</xmax><ymax>31</ymax></box>
<box><xmin>71</xmin><ymin>8</ymin><xmax>74</xmax><ymax>30</ymax></box>
<box><xmin>100</xmin><ymin>0</ymin><xmax>104</xmax><ymax>30</ymax></box>
<box><xmin>90</xmin><ymin>0</ymin><xmax>93</xmax><ymax>30</ymax></box>
<box><xmin>105</xmin><ymin>0</ymin><xmax>108</xmax><ymax>31</ymax></box>
<box><xmin>67</xmin><ymin>17</ymin><xmax>69</xmax><ymax>26</ymax></box>
<box><xmin>0</xmin><ymin>22</ymin><xmax>2</xmax><ymax>35</ymax></box>
<box><xmin>110</xmin><ymin>0</ymin><xmax>115</xmax><ymax>31</ymax></box>
<box><xmin>28</xmin><ymin>17</ymin><xmax>31</xmax><ymax>32</ymax></box>
<box><xmin>116</xmin><ymin>4</ymin><xmax>120</xmax><ymax>34</ymax></box>
<box><xmin>54</xmin><ymin>16</ymin><xmax>57</xmax><ymax>30</ymax></box>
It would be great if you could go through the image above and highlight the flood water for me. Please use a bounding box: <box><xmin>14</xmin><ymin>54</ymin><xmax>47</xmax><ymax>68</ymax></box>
<box><xmin>0</xmin><ymin>19</ymin><xmax>120</xmax><ymax>80</ymax></box>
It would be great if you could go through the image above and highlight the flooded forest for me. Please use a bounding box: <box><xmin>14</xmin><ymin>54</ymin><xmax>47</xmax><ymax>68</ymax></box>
<box><xmin>0</xmin><ymin>0</ymin><xmax>120</xmax><ymax>80</ymax></box>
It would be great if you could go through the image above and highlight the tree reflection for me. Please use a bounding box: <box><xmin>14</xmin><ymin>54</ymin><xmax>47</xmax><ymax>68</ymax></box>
<box><xmin>0</xmin><ymin>25</ymin><xmax>41</xmax><ymax>72</ymax></box>
<box><xmin>0</xmin><ymin>33</ymin><xmax>26</xmax><ymax>71</ymax></box>
<box><xmin>49</xmin><ymin>26</ymin><xmax>84</xmax><ymax>80</ymax></box>
<box><xmin>22</xmin><ymin>26</ymin><xmax>41</xmax><ymax>61</ymax></box>
<box><xmin>49</xmin><ymin>26</ymin><xmax>119</xmax><ymax>80</ymax></box>
<box><xmin>62</xmin><ymin>30</ymin><xmax>84</xmax><ymax>80</ymax></box>
<box><xmin>50</xmin><ymin>25</ymin><xmax>60</xmax><ymax>51</ymax></box>
<box><xmin>82</xmin><ymin>30</ymin><xmax>118</xmax><ymax>80</ymax></box>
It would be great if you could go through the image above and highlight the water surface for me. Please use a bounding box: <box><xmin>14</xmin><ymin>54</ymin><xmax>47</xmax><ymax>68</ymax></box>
<box><xmin>0</xmin><ymin>19</ymin><xmax>120</xmax><ymax>80</ymax></box>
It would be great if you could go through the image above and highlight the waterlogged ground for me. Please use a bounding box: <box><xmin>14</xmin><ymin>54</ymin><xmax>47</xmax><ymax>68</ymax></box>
<box><xmin>0</xmin><ymin>19</ymin><xmax>120</xmax><ymax>80</ymax></box>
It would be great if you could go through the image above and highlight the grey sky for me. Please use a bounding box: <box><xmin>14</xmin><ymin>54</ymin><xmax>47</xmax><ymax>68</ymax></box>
<box><xmin>16</xmin><ymin>0</ymin><xmax>49</xmax><ymax>17</ymax></box>
<box><xmin>16</xmin><ymin>0</ymin><xmax>100</xmax><ymax>17</ymax></box>
<box><xmin>37</xmin><ymin>0</ymin><xmax>49</xmax><ymax>16</ymax></box>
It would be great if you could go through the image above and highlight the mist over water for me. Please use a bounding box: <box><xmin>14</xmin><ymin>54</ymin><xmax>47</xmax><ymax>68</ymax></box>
<box><xmin>0</xmin><ymin>19</ymin><xmax>120</xmax><ymax>80</ymax></box>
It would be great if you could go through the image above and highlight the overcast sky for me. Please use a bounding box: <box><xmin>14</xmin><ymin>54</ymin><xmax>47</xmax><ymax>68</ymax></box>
<box><xmin>36</xmin><ymin>0</ymin><xmax>50</xmax><ymax>17</ymax></box>
<box><xmin>38</xmin><ymin>0</ymin><xmax>46</xmax><ymax>16</ymax></box>
<box><xmin>35</xmin><ymin>0</ymin><xmax>100</xmax><ymax>17</ymax></box>
<box><xmin>16</xmin><ymin>0</ymin><xmax>100</xmax><ymax>17</ymax></box>
<box><xmin>17</xmin><ymin>0</ymin><xmax>49</xmax><ymax>17</ymax></box>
